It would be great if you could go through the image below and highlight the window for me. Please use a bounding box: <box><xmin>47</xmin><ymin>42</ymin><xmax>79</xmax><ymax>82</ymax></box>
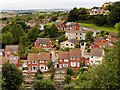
<box><xmin>71</xmin><ymin>37</ymin><xmax>73</xmax><ymax>39</ymax></box>
<box><xmin>28</xmin><ymin>61</ymin><xmax>31</xmax><ymax>64</ymax></box>
<box><xmin>32</xmin><ymin>61</ymin><xmax>37</xmax><ymax>64</ymax></box>
<box><xmin>66</xmin><ymin>44</ymin><xmax>69</xmax><ymax>46</ymax></box>
<box><xmin>76</xmin><ymin>37</ymin><xmax>78</xmax><ymax>39</ymax></box>
<box><xmin>28</xmin><ymin>66</ymin><xmax>31</xmax><ymax>70</ymax></box>
<box><xmin>77</xmin><ymin>57</ymin><xmax>80</xmax><ymax>60</ymax></box>
<box><xmin>103</xmin><ymin>41</ymin><xmax>105</xmax><ymax>43</ymax></box>
<box><xmin>80</xmin><ymin>33</ymin><xmax>82</xmax><ymax>35</ymax></box>
<box><xmin>46</xmin><ymin>66</ymin><xmax>48</xmax><ymax>69</ymax></box>
<box><xmin>100</xmin><ymin>41</ymin><xmax>102</xmax><ymax>43</ymax></box>
<box><xmin>10</xmin><ymin>58</ymin><xmax>12</xmax><ymax>60</ymax></box>
<box><xmin>71</xmin><ymin>62</ymin><xmax>76</xmax><ymax>67</ymax></box>
<box><xmin>40</xmin><ymin>60</ymin><xmax>44</xmax><ymax>63</ymax></box>
<box><xmin>6</xmin><ymin>51</ymin><xmax>9</xmax><ymax>54</ymax></box>
<box><xmin>32</xmin><ymin>66</ymin><xmax>37</xmax><ymax>71</ymax></box>
<box><xmin>70</xmin><ymin>57</ymin><xmax>75</xmax><ymax>60</ymax></box>
<box><xmin>40</xmin><ymin>65</ymin><xmax>45</xmax><ymax>69</ymax></box>
<box><xmin>60</xmin><ymin>59</ymin><xmax>62</xmax><ymax>62</ymax></box>
<box><xmin>35</xmin><ymin>43</ymin><xmax>38</xmax><ymax>45</ymax></box>
<box><xmin>64</xmin><ymin>59</ymin><xmax>68</xmax><ymax>62</ymax></box>
<box><xmin>46</xmin><ymin>60</ymin><xmax>48</xmax><ymax>63</ymax></box>
<box><xmin>71</xmin><ymin>44</ymin><xmax>73</xmax><ymax>46</ymax></box>
<box><xmin>63</xmin><ymin>64</ymin><xmax>68</xmax><ymax>67</ymax></box>
<box><xmin>76</xmin><ymin>33</ymin><xmax>77</xmax><ymax>35</ymax></box>
<box><xmin>77</xmin><ymin>62</ymin><xmax>79</xmax><ymax>67</ymax></box>
<box><xmin>79</xmin><ymin>37</ymin><xmax>81</xmax><ymax>39</ymax></box>
<box><xmin>87</xmin><ymin>61</ymin><xmax>89</xmax><ymax>65</ymax></box>
<box><xmin>49</xmin><ymin>40</ymin><xmax>51</xmax><ymax>42</ymax></box>
<box><xmin>91</xmin><ymin>56</ymin><xmax>93</xmax><ymax>58</ymax></box>
<box><xmin>43</xmin><ymin>44</ymin><xmax>47</xmax><ymax>46</ymax></box>
<box><xmin>60</xmin><ymin>64</ymin><xmax>62</xmax><ymax>68</ymax></box>
<box><xmin>14</xmin><ymin>58</ymin><xmax>16</xmax><ymax>60</ymax></box>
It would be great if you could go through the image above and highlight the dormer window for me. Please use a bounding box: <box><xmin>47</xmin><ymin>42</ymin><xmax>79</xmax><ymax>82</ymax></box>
<box><xmin>7</xmin><ymin>51</ymin><xmax>9</xmax><ymax>54</ymax></box>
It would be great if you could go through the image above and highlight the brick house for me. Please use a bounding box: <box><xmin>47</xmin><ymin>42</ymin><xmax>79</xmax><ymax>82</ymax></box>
<box><xmin>4</xmin><ymin>45</ymin><xmax>19</xmax><ymax>57</ymax></box>
<box><xmin>55</xmin><ymin>22</ymin><xmax>66</xmax><ymax>31</ymax></box>
<box><xmin>34</xmin><ymin>38</ymin><xmax>52</xmax><ymax>48</ymax></box>
<box><xmin>94</xmin><ymin>36</ymin><xmax>108</xmax><ymax>48</ymax></box>
<box><xmin>89</xmin><ymin>48</ymin><xmax>104</xmax><ymax>65</ymax></box>
<box><xmin>65</xmin><ymin>30</ymin><xmax>88</xmax><ymax>40</ymax></box>
<box><xmin>0</xmin><ymin>57</ymin><xmax>7</xmax><ymax>70</ymax></box>
<box><xmin>65</xmin><ymin>22</ymin><xmax>80</xmax><ymax>30</ymax></box>
<box><xmin>58</xmin><ymin>49</ymin><xmax>82</xmax><ymax>71</ymax></box>
<box><xmin>89</xmin><ymin>9</ymin><xmax>110</xmax><ymax>15</ymax></box>
<box><xmin>106</xmin><ymin>32</ymin><xmax>118</xmax><ymax>43</ymax></box>
<box><xmin>60</xmin><ymin>39</ymin><xmax>79</xmax><ymax>49</ymax></box>
<box><xmin>42</xmin><ymin>18</ymin><xmax>49</xmax><ymax>24</ymax></box>
<box><xmin>23</xmin><ymin>52</ymin><xmax>51</xmax><ymax>74</ymax></box>
<box><xmin>7</xmin><ymin>56</ymin><xmax>22</xmax><ymax>67</ymax></box>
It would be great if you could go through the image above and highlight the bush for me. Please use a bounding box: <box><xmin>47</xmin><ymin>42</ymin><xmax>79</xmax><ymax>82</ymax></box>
<box><xmin>76</xmin><ymin>43</ymin><xmax>81</xmax><ymax>48</ymax></box>
<box><xmin>64</xmin><ymin>47</ymin><xmax>69</xmax><ymax>51</ymax></box>
<box><xmin>67</xmin><ymin>66</ymin><xmax>74</xmax><ymax>76</ymax></box>
<box><xmin>50</xmin><ymin>72</ymin><xmax>54</xmax><ymax>80</ymax></box>
<box><xmin>64</xmin><ymin>75</ymin><xmax>71</xmax><ymax>84</ymax></box>
<box><xmin>80</xmin><ymin>62</ymin><xmax>85</xmax><ymax>67</ymax></box>
<box><xmin>64</xmin><ymin>84</ymin><xmax>74</xmax><ymax>90</ymax></box>
<box><xmin>21</xmin><ymin>60</ymin><xmax>24</xmax><ymax>63</ymax></box>
<box><xmin>36</xmin><ymin>74</ymin><xmax>43</xmax><ymax>80</ymax></box>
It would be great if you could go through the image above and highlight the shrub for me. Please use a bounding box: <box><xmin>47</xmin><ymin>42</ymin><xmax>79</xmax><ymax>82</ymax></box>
<box><xmin>64</xmin><ymin>84</ymin><xmax>74</xmax><ymax>90</ymax></box>
<box><xmin>64</xmin><ymin>47</ymin><xmax>70</xmax><ymax>51</ymax></box>
<box><xmin>36</xmin><ymin>74</ymin><xmax>43</xmax><ymax>80</ymax></box>
<box><xmin>67</xmin><ymin>66</ymin><xmax>74</xmax><ymax>76</ymax></box>
<box><xmin>21</xmin><ymin>60</ymin><xmax>24</xmax><ymax>63</ymax></box>
<box><xmin>64</xmin><ymin>75</ymin><xmax>71</xmax><ymax>84</ymax></box>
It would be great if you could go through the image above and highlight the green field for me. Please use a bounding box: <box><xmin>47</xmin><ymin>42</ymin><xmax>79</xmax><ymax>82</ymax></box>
<box><xmin>44</xmin><ymin>22</ymin><xmax>55</xmax><ymax>26</ymax></box>
<box><xmin>78</xmin><ymin>23</ymin><xmax>118</xmax><ymax>33</ymax></box>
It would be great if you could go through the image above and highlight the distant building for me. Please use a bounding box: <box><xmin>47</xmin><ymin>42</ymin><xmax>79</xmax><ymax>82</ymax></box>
<box><xmin>89</xmin><ymin>9</ymin><xmax>110</xmax><ymax>15</ymax></box>
<box><xmin>42</xmin><ymin>18</ymin><xmax>49</xmax><ymax>24</ymax></box>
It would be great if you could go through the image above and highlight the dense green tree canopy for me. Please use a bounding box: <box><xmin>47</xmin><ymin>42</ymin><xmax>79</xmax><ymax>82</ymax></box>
<box><xmin>85</xmin><ymin>31</ymin><xmax>94</xmax><ymax>41</ymax></box>
<box><xmin>2</xmin><ymin>62</ymin><xmax>24</xmax><ymax>90</ymax></box>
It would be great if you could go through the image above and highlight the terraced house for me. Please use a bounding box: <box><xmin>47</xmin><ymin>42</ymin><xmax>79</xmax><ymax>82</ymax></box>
<box><xmin>23</xmin><ymin>52</ymin><xmax>51</xmax><ymax>75</ymax></box>
<box><xmin>58</xmin><ymin>49</ymin><xmax>82</xmax><ymax>71</ymax></box>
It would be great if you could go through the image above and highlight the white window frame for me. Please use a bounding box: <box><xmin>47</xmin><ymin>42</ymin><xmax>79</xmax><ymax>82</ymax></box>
<box><xmin>77</xmin><ymin>57</ymin><xmax>80</xmax><ymax>60</ymax></box>
<box><xmin>28</xmin><ymin>61</ymin><xmax>31</xmax><ymax>64</ymax></box>
<box><xmin>64</xmin><ymin>59</ymin><xmax>68</xmax><ymax>62</ymax></box>
<box><xmin>70</xmin><ymin>57</ymin><xmax>75</xmax><ymax>60</ymax></box>
<box><xmin>40</xmin><ymin>60</ymin><xmax>44</xmax><ymax>63</ymax></box>
<box><xmin>43</xmin><ymin>44</ymin><xmax>47</xmax><ymax>46</ymax></box>
<box><xmin>60</xmin><ymin>64</ymin><xmax>62</xmax><ymax>68</ymax></box>
<box><xmin>77</xmin><ymin>62</ymin><xmax>80</xmax><ymax>67</ymax></box>
<box><xmin>40</xmin><ymin>65</ymin><xmax>45</xmax><ymax>70</ymax></box>
<box><xmin>32</xmin><ymin>66</ymin><xmax>37</xmax><ymax>71</ymax></box>
<box><xmin>71</xmin><ymin>62</ymin><xmax>76</xmax><ymax>67</ymax></box>
<box><xmin>28</xmin><ymin>66</ymin><xmax>31</xmax><ymax>70</ymax></box>
<box><xmin>32</xmin><ymin>61</ymin><xmax>37</xmax><ymax>64</ymax></box>
<box><xmin>60</xmin><ymin>59</ymin><xmax>62</xmax><ymax>62</ymax></box>
<box><xmin>63</xmin><ymin>64</ymin><xmax>68</xmax><ymax>67</ymax></box>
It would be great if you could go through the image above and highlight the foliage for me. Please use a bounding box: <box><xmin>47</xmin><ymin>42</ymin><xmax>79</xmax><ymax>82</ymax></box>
<box><xmin>21</xmin><ymin>60</ymin><xmax>24</xmax><ymax>63</ymax></box>
<box><xmin>64</xmin><ymin>84</ymin><xmax>74</xmax><ymax>90</ymax></box>
<box><xmin>30</xmin><ymin>47</ymin><xmax>45</xmax><ymax>53</ymax></box>
<box><xmin>36</xmin><ymin>74</ymin><xmax>43</xmax><ymax>80</ymax></box>
<box><xmin>50</xmin><ymin>72</ymin><xmax>54</xmax><ymax>80</ymax></box>
<box><xmin>80</xmin><ymin>62</ymin><xmax>85</xmax><ymax>67</ymax></box>
<box><xmin>78</xmin><ymin>8</ymin><xmax>89</xmax><ymax>20</ymax></box>
<box><xmin>74</xmin><ymin>45</ymin><xmax>120</xmax><ymax>88</ymax></box>
<box><xmin>85</xmin><ymin>31</ymin><xmax>94</xmax><ymax>42</ymax></box>
<box><xmin>2</xmin><ymin>32</ymin><xmax>14</xmax><ymax>45</ymax></box>
<box><xmin>94</xmin><ymin>14</ymin><xmax>107</xmax><ymax>26</ymax></box>
<box><xmin>51</xmin><ymin>15</ymin><xmax>58</xmax><ymax>21</ymax></box>
<box><xmin>107</xmin><ymin>2</ymin><xmax>120</xmax><ymax>26</ymax></box>
<box><xmin>76</xmin><ymin>43</ymin><xmax>81</xmax><ymax>48</ymax></box>
<box><xmin>67</xmin><ymin>66</ymin><xmax>74</xmax><ymax>76</ymax></box>
<box><xmin>33</xmin><ymin>79</ymin><xmax>55</xmax><ymax>90</ymax></box>
<box><xmin>47</xmin><ymin>61</ymin><xmax>53</xmax><ymax>69</ymax></box>
<box><xmin>64</xmin><ymin>47</ymin><xmax>70</xmax><ymax>51</ymax></box>
<box><xmin>2</xmin><ymin>62</ymin><xmax>24</xmax><ymax>89</ymax></box>
<box><xmin>64</xmin><ymin>75</ymin><xmax>71</xmax><ymax>84</ymax></box>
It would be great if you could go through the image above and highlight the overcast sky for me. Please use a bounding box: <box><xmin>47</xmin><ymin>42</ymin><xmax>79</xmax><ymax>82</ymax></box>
<box><xmin>0</xmin><ymin>0</ymin><xmax>119</xmax><ymax>10</ymax></box>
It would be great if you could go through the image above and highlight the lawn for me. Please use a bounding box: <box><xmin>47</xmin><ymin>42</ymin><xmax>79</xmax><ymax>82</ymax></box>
<box><xmin>44</xmin><ymin>22</ymin><xmax>55</xmax><ymax>26</ymax></box>
<box><xmin>78</xmin><ymin>23</ymin><xmax>118</xmax><ymax>33</ymax></box>
<box><xmin>70</xmin><ymin>79</ymin><xmax>77</xmax><ymax>83</ymax></box>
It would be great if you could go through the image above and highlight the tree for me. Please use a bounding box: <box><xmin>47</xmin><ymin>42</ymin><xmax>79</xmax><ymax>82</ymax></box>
<box><xmin>94</xmin><ymin>14</ymin><xmax>107</xmax><ymax>26</ymax></box>
<box><xmin>78</xmin><ymin>8</ymin><xmax>89</xmax><ymax>20</ymax></box>
<box><xmin>104</xmin><ymin>4</ymin><xmax>112</xmax><ymax>11</ymax></box>
<box><xmin>67</xmin><ymin>66</ymin><xmax>74</xmax><ymax>76</ymax></box>
<box><xmin>2</xmin><ymin>32</ymin><xmax>14</xmax><ymax>45</ymax></box>
<box><xmin>76</xmin><ymin>43</ymin><xmax>81</xmax><ymax>48</ymax></box>
<box><xmin>36</xmin><ymin>74</ymin><xmax>43</xmax><ymax>80</ymax></box>
<box><xmin>51</xmin><ymin>15</ymin><xmax>58</xmax><ymax>21</ymax></box>
<box><xmin>74</xmin><ymin>45</ymin><xmax>120</xmax><ymax>88</ymax></box>
<box><xmin>67</xmin><ymin>7</ymin><xmax>79</xmax><ymax>22</ymax></box>
<box><xmin>64</xmin><ymin>47</ymin><xmax>69</xmax><ymax>51</ymax></box>
<box><xmin>47</xmin><ymin>61</ymin><xmax>53</xmax><ymax>69</ymax></box>
<box><xmin>2</xmin><ymin>62</ymin><xmax>24</xmax><ymax>89</ymax></box>
<box><xmin>107</xmin><ymin>2</ymin><xmax>120</xmax><ymax>26</ymax></box>
<box><xmin>85</xmin><ymin>31</ymin><xmax>94</xmax><ymax>41</ymax></box>
<box><xmin>33</xmin><ymin>79</ymin><xmax>55</xmax><ymax>90</ymax></box>
<box><xmin>64</xmin><ymin>75</ymin><xmax>71</xmax><ymax>84</ymax></box>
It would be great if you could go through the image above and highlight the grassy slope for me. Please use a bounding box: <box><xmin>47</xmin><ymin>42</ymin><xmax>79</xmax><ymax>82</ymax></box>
<box><xmin>78</xmin><ymin>23</ymin><xmax>118</xmax><ymax>33</ymax></box>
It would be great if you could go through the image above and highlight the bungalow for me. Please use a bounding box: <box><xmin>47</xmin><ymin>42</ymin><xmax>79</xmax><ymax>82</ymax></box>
<box><xmin>58</xmin><ymin>49</ymin><xmax>82</xmax><ymax>71</ymax></box>
<box><xmin>89</xmin><ymin>48</ymin><xmax>104</xmax><ymax>65</ymax></box>
<box><xmin>60</xmin><ymin>39</ymin><xmax>79</xmax><ymax>49</ymax></box>
<box><xmin>4</xmin><ymin>45</ymin><xmax>19</xmax><ymax>57</ymax></box>
<box><xmin>65</xmin><ymin>22</ymin><xmax>80</xmax><ymax>30</ymax></box>
<box><xmin>7</xmin><ymin>56</ymin><xmax>22</xmax><ymax>67</ymax></box>
<box><xmin>23</xmin><ymin>52</ymin><xmax>51</xmax><ymax>74</ymax></box>
<box><xmin>106</xmin><ymin>32</ymin><xmax>118</xmax><ymax>43</ymax></box>
<box><xmin>55</xmin><ymin>22</ymin><xmax>66</xmax><ymax>31</ymax></box>
<box><xmin>94</xmin><ymin>36</ymin><xmax>108</xmax><ymax>48</ymax></box>
<box><xmin>34</xmin><ymin>38</ymin><xmax>52</xmax><ymax>48</ymax></box>
<box><xmin>65</xmin><ymin>30</ymin><xmax>88</xmax><ymax>40</ymax></box>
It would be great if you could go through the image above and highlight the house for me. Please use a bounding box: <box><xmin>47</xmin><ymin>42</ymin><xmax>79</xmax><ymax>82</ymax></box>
<box><xmin>60</xmin><ymin>39</ymin><xmax>79</xmax><ymax>49</ymax></box>
<box><xmin>55</xmin><ymin>22</ymin><xmax>66</xmax><ymax>31</ymax></box>
<box><xmin>4</xmin><ymin>45</ymin><xmax>19</xmax><ymax>57</ymax></box>
<box><xmin>65</xmin><ymin>22</ymin><xmax>80</xmax><ymax>30</ymax></box>
<box><xmin>94</xmin><ymin>36</ymin><xmax>108</xmax><ymax>48</ymax></box>
<box><xmin>107</xmin><ymin>32</ymin><xmax>118</xmax><ymax>43</ymax></box>
<box><xmin>65</xmin><ymin>30</ymin><xmax>88</xmax><ymax>40</ymax></box>
<box><xmin>34</xmin><ymin>38</ymin><xmax>52</xmax><ymax>48</ymax></box>
<box><xmin>7</xmin><ymin>56</ymin><xmax>22</xmax><ymax>67</ymax></box>
<box><xmin>0</xmin><ymin>57</ymin><xmax>7</xmax><ymax>70</ymax></box>
<box><xmin>58</xmin><ymin>49</ymin><xmax>82</xmax><ymax>71</ymax></box>
<box><xmin>23</xmin><ymin>52</ymin><xmax>51</xmax><ymax>75</ymax></box>
<box><xmin>42</xmin><ymin>18</ymin><xmax>49</xmax><ymax>24</ymax></box>
<box><xmin>89</xmin><ymin>9</ymin><xmax>110</xmax><ymax>15</ymax></box>
<box><xmin>89</xmin><ymin>48</ymin><xmax>104</xmax><ymax>65</ymax></box>
<box><xmin>0</xmin><ymin>49</ymin><xmax>4</xmax><ymax>56</ymax></box>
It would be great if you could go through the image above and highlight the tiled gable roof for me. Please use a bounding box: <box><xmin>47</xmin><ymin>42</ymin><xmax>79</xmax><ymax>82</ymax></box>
<box><xmin>69</xmin><ymin>49</ymin><xmax>81</xmax><ymax>57</ymax></box>
<box><xmin>58</xmin><ymin>51</ymin><xmax>69</xmax><ymax>59</ymax></box>
<box><xmin>90</xmin><ymin>48</ymin><xmax>103</xmax><ymax>56</ymax></box>
<box><xmin>36</xmin><ymin>38</ymin><xmax>51</xmax><ymax>44</ymax></box>
<box><xmin>5</xmin><ymin>45</ymin><xmax>19</xmax><ymax>52</ymax></box>
<box><xmin>68</xmin><ymin>39</ymin><xmax>79</xmax><ymax>44</ymax></box>
<box><xmin>94</xmin><ymin>36</ymin><xmax>104</xmax><ymax>42</ymax></box>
